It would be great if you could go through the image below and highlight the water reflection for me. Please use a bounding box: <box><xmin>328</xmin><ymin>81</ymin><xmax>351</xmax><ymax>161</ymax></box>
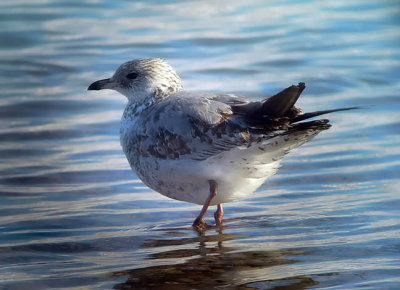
<box><xmin>113</xmin><ymin>227</ymin><xmax>309</xmax><ymax>289</ymax></box>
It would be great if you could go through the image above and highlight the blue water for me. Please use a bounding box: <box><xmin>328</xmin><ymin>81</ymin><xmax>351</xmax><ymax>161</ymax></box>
<box><xmin>1</xmin><ymin>0</ymin><xmax>400</xmax><ymax>288</ymax></box>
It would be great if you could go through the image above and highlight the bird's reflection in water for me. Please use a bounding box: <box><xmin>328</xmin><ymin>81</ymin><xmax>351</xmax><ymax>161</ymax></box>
<box><xmin>112</xmin><ymin>225</ymin><xmax>317</xmax><ymax>289</ymax></box>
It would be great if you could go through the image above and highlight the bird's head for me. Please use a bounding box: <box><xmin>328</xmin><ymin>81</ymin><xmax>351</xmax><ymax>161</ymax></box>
<box><xmin>88</xmin><ymin>58</ymin><xmax>183</xmax><ymax>102</ymax></box>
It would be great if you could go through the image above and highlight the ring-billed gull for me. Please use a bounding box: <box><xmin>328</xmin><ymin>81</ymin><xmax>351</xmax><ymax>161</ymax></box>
<box><xmin>88</xmin><ymin>58</ymin><xmax>355</xmax><ymax>230</ymax></box>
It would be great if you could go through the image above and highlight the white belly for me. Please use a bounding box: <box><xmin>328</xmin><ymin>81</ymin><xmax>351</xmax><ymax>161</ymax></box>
<box><xmin>127</xmin><ymin>146</ymin><xmax>281</xmax><ymax>205</ymax></box>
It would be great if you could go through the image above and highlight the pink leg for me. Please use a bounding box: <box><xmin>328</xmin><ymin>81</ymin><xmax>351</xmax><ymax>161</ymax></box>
<box><xmin>193</xmin><ymin>180</ymin><xmax>218</xmax><ymax>230</ymax></box>
<box><xmin>214</xmin><ymin>204</ymin><xmax>224</xmax><ymax>226</ymax></box>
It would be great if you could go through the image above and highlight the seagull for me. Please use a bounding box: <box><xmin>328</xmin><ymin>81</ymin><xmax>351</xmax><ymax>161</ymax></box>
<box><xmin>88</xmin><ymin>58</ymin><xmax>356</xmax><ymax>230</ymax></box>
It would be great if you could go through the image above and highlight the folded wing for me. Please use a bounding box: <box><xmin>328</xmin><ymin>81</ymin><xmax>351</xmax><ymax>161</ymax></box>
<box><xmin>130</xmin><ymin>83</ymin><xmax>357</xmax><ymax>161</ymax></box>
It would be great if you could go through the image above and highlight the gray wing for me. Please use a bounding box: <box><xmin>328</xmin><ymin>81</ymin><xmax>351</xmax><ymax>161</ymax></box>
<box><xmin>131</xmin><ymin>91</ymin><xmax>252</xmax><ymax>161</ymax></box>
<box><xmin>131</xmin><ymin>84</ymin><xmax>354</xmax><ymax>161</ymax></box>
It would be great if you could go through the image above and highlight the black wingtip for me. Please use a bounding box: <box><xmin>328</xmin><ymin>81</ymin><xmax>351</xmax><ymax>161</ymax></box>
<box><xmin>259</xmin><ymin>82</ymin><xmax>306</xmax><ymax>117</ymax></box>
<box><xmin>291</xmin><ymin>106</ymin><xmax>361</xmax><ymax>123</ymax></box>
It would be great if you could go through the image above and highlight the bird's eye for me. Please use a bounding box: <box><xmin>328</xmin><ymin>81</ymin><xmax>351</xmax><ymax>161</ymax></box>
<box><xmin>126</xmin><ymin>72</ymin><xmax>138</xmax><ymax>79</ymax></box>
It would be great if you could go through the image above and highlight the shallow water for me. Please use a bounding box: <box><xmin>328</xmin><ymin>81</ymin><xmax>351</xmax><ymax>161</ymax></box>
<box><xmin>1</xmin><ymin>0</ymin><xmax>400</xmax><ymax>289</ymax></box>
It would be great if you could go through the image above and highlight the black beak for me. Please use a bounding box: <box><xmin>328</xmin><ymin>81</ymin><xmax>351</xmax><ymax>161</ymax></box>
<box><xmin>87</xmin><ymin>78</ymin><xmax>112</xmax><ymax>90</ymax></box>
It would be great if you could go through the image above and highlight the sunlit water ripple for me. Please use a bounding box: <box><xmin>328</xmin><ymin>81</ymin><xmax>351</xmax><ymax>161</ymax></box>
<box><xmin>0</xmin><ymin>0</ymin><xmax>399</xmax><ymax>289</ymax></box>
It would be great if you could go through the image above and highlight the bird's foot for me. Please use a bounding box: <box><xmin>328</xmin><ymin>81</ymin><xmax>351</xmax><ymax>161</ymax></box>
<box><xmin>192</xmin><ymin>217</ymin><xmax>209</xmax><ymax>232</ymax></box>
<box><xmin>214</xmin><ymin>212</ymin><xmax>223</xmax><ymax>227</ymax></box>
<box><xmin>214</xmin><ymin>204</ymin><xmax>224</xmax><ymax>227</ymax></box>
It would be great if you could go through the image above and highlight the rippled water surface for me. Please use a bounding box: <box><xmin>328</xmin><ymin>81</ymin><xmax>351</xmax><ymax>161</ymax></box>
<box><xmin>1</xmin><ymin>0</ymin><xmax>400</xmax><ymax>289</ymax></box>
